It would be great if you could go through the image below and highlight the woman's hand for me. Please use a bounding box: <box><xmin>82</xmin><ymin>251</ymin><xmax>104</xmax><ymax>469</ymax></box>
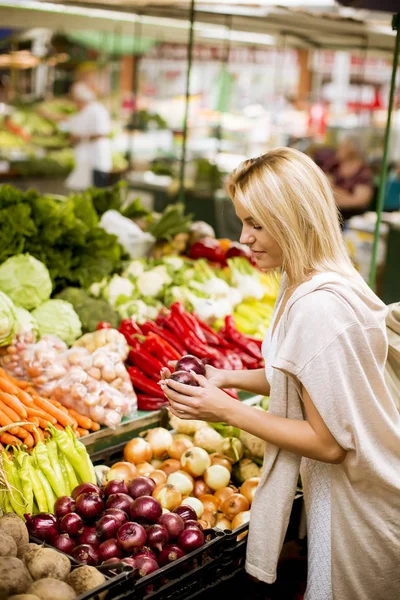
<box><xmin>160</xmin><ymin>362</ymin><xmax>227</xmax><ymax>389</ymax></box>
<box><xmin>160</xmin><ymin>371</ymin><xmax>233</xmax><ymax>422</ymax></box>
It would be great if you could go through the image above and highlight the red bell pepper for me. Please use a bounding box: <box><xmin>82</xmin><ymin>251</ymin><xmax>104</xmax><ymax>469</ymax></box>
<box><xmin>188</xmin><ymin>238</ymin><xmax>226</xmax><ymax>265</ymax></box>
<box><xmin>223</xmin><ymin>316</ymin><xmax>263</xmax><ymax>360</ymax></box>
<box><xmin>128</xmin><ymin>366</ymin><xmax>164</xmax><ymax>397</ymax></box>
<box><xmin>128</xmin><ymin>347</ymin><xmax>164</xmax><ymax>381</ymax></box>
<box><xmin>143</xmin><ymin>332</ymin><xmax>181</xmax><ymax>365</ymax></box>
<box><xmin>137</xmin><ymin>395</ymin><xmax>169</xmax><ymax>411</ymax></box>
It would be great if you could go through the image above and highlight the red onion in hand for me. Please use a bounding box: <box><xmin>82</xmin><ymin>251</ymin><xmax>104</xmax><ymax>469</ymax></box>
<box><xmin>130</xmin><ymin>496</ymin><xmax>162</xmax><ymax>524</ymax></box>
<box><xmin>175</xmin><ymin>355</ymin><xmax>206</xmax><ymax>376</ymax></box>
<box><xmin>96</xmin><ymin>515</ymin><xmax>120</xmax><ymax>540</ymax></box>
<box><xmin>158</xmin><ymin>544</ymin><xmax>186</xmax><ymax>567</ymax></box>
<box><xmin>24</xmin><ymin>513</ymin><xmax>58</xmax><ymax>542</ymax></box>
<box><xmin>169</xmin><ymin>371</ymin><xmax>198</xmax><ymax>387</ymax></box>
<box><xmin>75</xmin><ymin>492</ymin><xmax>104</xmax><ymax>520</ymax></box>
<box><xmin>60</xmin><ymin>512</ymin><xmax>84</xmax><ymax>536</ymax></box>
<box><xmin>158</xmin><ymin>513</ymin><xmax>185</xmax><ymax>540</ymax></box>
<box><xmin>54</xmin><ymin>496</ymin><xmax>76</xmax><ymax>519</ymax></box>
<box><xmin>72</xmin><ymin>482</ymin><xmax>101</xmax><ymax>500</ymax></box>
<box><xmin>127</xmin><ymin>476</ymin><xmax>156</xmax><ymax>499</ymax></box>
<box><xmin>51</xmin><ymin>533</ymin><xmax>75</xmax><ymax>554</ymax></box>
<box><xmin>117</xmin><ymin>522</ymin><xmax>147</xmax><ymax>552</ymax></box>
<box><xmin>98</xmin><ymin>539</ymin><xmax>123</xmax><ymax>562</ymax></box>
<box><xmin>146</xmin><ymin>524</ymin><xmax>169</xmax><ymax>552</ymax></box>
<box><xmin>72</xmin><ymin>544</ymin><xmax>100</xmax><ymax>566</ymax></box>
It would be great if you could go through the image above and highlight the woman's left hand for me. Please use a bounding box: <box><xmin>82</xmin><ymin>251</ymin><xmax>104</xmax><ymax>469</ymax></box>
<box><xmin>160</xmin><ymin>371</ymin><xmax>233</xmax><ymax>422</ymax></box>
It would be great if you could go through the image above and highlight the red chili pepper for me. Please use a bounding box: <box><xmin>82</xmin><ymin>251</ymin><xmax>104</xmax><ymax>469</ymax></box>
<box><xmin>137</xmin><ymin>395</ymin><xmax>169</xmax><ymax>411</ymax></box>
<box><xmin>141</xmin><ymin>321</ymin><xmax>186</xmax><ymax>356</ymax></box>
<box><xmin>219</xmin><ymin>348</ymin><xmax>244</xmax><ymax>370</ymax></box>
<box><xmin>234</xmin><ymin>349</ymin><xmax>259</xmax><ymax>369</ymax></box>
<box><xmin>170</xmin><ymin>303</ymin><xmax>207</xmax><ymax>344</ymax></box>
<box><xmin>96</xmin><ymin>321</ymin><xmax>113</xmax><ymax>330</ymax></box>
<box><xmin>223</xmin><ymin>316</ymin><xmax>263</xmax><ymax>360</ymax></box>
<box><xmin>143</xmin><ymin>332</ymin><xmax>180</xmax><ymax>365</ymax></box>
<box><xmin>193</xmin><ymin>317</ymin><xmax>225</xmax><ymax>346</ymax></box>
<box><xmin>128</xmin><ymin>367</ymin><xmax>164</xmax><ymax>397</ymax></box>
<box><xmin>188</xmin><ymin>238</ymin><xmax>226</xmax><ymax>265</ymax></box>
<box><xmin>128</xmin><ymin>347</ymin><xmax>164</xmax><ymax>381</ymax></box>
<box><xmin>119</xmin><ymin>318</ymin><xmax>143</xmax><ymax>346</ymax></box>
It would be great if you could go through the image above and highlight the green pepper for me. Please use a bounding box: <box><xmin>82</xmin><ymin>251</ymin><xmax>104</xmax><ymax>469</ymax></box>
<box><xmin>48</xmin><ymin>425</ymin><xmax>94</xmax><ymax>484</ymax></box>
<box><xmin>58</xmin><ymin>451</ymin><xmax>71</xmax><ymax>494</ymax></box>
<box><xmin>35</xmin><ymin>464</ymin><xmax>56</xmax><ymax>513</ymax></box>
<box><xmin>2</xmin><ymin>452</ymin><xmax>26</xmax><ymax>518</ymax></box>
<box><xmin>4</xmin><ymin>492</ymin><xmax>13</xmax><ymax>513</ymax></box>
<box><xmin>18</xmin><ymin>455</ymin><xmax>34</xmax><ymax>515</ymax></box>
<box><xmin>38</xmin><ymin>439</ymin><xmax>66</xmax><ymax>497</ymax></box>
<box><xmin>59</xmin><ymin>452</ymin><xmax>79</xmax><ymax>494</ymax></box>
<box><xmin>25</xmin><ymin>455</ymin><xmax>48</xmax><ymax>513</ymax></box>
<box><xmin>66</xmin><ymin>426</ymin><xmax>96</xmax><ymax>484</ymax></box>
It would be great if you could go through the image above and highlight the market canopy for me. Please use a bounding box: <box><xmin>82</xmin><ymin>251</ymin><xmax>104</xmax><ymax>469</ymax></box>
<box><xmin>0</xmin><ymin>0</ymin><xmax>396</xmax><ymax>53</ymax></box>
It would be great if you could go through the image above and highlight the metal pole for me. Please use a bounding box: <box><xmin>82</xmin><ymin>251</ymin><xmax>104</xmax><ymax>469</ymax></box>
<box><xmin>216</xmin><ymin>14</ymin><xmax>232</xmax><ymax>155</ymax></box>
<box><xmin>178</xmin><ymin>0</ymin><xmax>195</xmax><ymax>204</ymax></box>
<box><xmin>369</xmin><ymin>13</ymin><xmax>400</xmax><ymax>290</ymax></box>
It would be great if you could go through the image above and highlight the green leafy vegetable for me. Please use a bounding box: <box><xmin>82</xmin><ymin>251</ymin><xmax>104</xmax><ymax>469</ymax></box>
<box><xmin>32</xmin><ymin>299</ymin><xmax>82</xmax><ymax>345</ymax></box>
<box><xmin>0</xmin><ymin>291</ymin><xmax>17</xmax><ymax>347</ymax></box>
<box><xmin>148</xmin><ymin>203</ymin><xmax>192</xmax><ymax>241</ymax></box>
<box><xmin>0</xmin><ymin>254</ymin><xmax>52</xmax><ymax>310</ymax></box>
<box><xmin>15</xmin><ymin>307</ymin><xmax>39</xmax><ymax>340</ymax></box>
<box><xmin>55</xmin><ymin>287</ymin><xmax>119</xmax><ymax>333</ymax></box>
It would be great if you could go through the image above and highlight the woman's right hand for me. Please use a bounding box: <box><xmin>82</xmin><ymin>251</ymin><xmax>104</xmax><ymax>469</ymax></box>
<box><xmin>160</xmin><ymin>362</ymin><xmax>227</xmax><ymax>389</ymax></box>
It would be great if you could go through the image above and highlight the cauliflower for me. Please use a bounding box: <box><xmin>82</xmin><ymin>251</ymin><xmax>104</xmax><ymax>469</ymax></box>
<box><xmin>123</xmin><ymin>260</ymin><xmax>147</xmax><ymax>279</ymax></box>
<box><xmin>150</xmin><ymin>265</ymin><xmax>173</xmax><ymax>285</ymax></box>
<box><xmin>137</xmin><ymin>270</ymin><xmax>167</xmax><ymax>298</ymax></box>
<box><xmin>104</xmin><ymin>275</ymin><xmax>135</xmax><ymax>308</ymax></box>
<box><xmin>162</xmin><ymin>256</ymin><xmax>186</xmax><ymax>271</ymax></box>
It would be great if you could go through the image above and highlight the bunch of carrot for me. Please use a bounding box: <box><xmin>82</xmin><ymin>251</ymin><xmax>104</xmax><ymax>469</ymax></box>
<box><xmin>0</xmin><ymin>368</ymin><xmax>100</xmax><ymax>448</ymax></box>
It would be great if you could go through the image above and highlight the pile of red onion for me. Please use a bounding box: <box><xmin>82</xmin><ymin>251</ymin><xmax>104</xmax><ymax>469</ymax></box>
<box><xmin>25</xmin><ymin>477</ymin><xmax>206</xmax><ymax>579</ymax></box>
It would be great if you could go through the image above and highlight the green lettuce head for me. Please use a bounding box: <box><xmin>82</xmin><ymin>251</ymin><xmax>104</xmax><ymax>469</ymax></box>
<box><xmin>15</xmin><ymin>307</ymin><xmax>39</xmax><ymax>340</ymax></box>
<box><xmin>0</xmin><ymin>254</ymin><xmax>52</xmax><ymax>310</ymax></box>
<box><xmin>32</xmin><ymin>299</ymin><xmax>82</xmax><ymax>346</ymax></box>
<box><xmin>0</xmin><ymin>292</ymin><xmax>17</xmax><ymax>347</ymax></box>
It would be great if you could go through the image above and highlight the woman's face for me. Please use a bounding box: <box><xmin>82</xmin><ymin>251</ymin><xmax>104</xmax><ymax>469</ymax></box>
<box><xmin>234</xmin><ymin>200</ymin><xmax>283</xmax><ymax>271</ymax></box>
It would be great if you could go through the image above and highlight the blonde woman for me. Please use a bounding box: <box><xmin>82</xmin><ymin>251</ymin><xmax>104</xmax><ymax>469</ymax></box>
<box><xmin>161</xmin><ymin>148</ymin><xmax>400</xmax><ymax>600</ymax></box>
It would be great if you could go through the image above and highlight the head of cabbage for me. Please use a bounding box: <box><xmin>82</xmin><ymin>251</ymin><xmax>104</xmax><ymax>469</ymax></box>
<box><xmin>15</xmin><ymin>307</ymin><xmax>39</xmax><ymax>341</ymax></box>
<box><xmin>32</xmin><ymin>300</ymin><xmax>82</xmax><ymax>346</ymax></box>
<box><xmin>0</xmin><ymin>254</ymin><xmax>52</xmax><ymax>310</ymax></box>
<box><xmin>0</xmin><ymin>292</ymin><xmax>17</xmax><ymax>347</ymax></box>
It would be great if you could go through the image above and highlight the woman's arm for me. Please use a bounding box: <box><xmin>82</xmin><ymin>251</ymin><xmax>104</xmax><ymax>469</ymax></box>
<box><xmin>219</xmin><ymin>368</ymin><xmax>271</xmax><ymax>397</ymax></box>
<box><xmin>163</xmin><ymin>376</ymin><xmax>346</xmax><ymax>465</ymax></box>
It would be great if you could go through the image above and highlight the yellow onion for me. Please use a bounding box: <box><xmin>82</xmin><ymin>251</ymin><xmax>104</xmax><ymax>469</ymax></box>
<box><xmin>193</xmin><ymin>479</ymin><xmax>212</xmax><ymax>498</ymax></box>
<box><xmin>123</xmin><ymin>438</ymin><xmax>152</xmax><ymax>464</ymax></box>
<box><xmin>168</xmin><ymin>437</ymin><xmax>193</xmax><ymax>460</ymax></box>
<box><xmin>198</xmin><ymin>494</ymin><xmax>219</xmax><ymax>513</ymax></box>
<box><xmin>214</xmin><ymin>487</ymin><xmax>235</xmax><ymax>509</ymax></box>
<box><xmin>203</xmin><ymin>465</ymin><xmax>231</xmax><ymax>491</ymax></box>
<box><xmin>149</xmin><ymin>469</ymin><xmax>167</xmax><ymax>486</ymax></box>
<box><xmin>135</xmin><ymin>462</ymin><xmax>154</xmax><ymax>477</ymax></box>
<box><xmin>153</xmin><ymin>484</ymin><xmax>182</xmax><ymax>511</ymax></box>
<box><xmin>107</xmin><ymin>461</ymin><xmax>137</xmax><ymax>483</ymax></box>
<box><xmin>180</xmin><ymin>447</ymin><xmax>211</xmax><ymax>478</ymax></box>
<box><xmin>209</xmin><ymin>453</ymin><xmax>233</xmax><ymax>473</ymax></box>
<box><xmin>231</xmin><ymin>510</ymin><xmax>251</xmax><ymax>540</ymax></box>
<box><xmin>216</xmin><ymin>514</ymin><xmax>232</xmax><ymax>531</ymax></box>
<box><xmin>146</xmin><ymin>428</ymin><xmax>173</xmax><ymax>460</ymax></box>
<box><xmin>221</xmin><ymin>494</ymin><xmax>249</xmax><ymax>520</ymax></box>
<box><xmin>160</xmin><ymin>459</ymin><xmax>181</xmax><ymax>476</ymax></box>
<box><xmin>181</xmin><ymin>497</ymin><xmax>204</xmax><ymax>519</ymax></box>
<box><xmin>240</xmin><ymin>477</ymin><xmax>260</xmax><ymax>505</ymax></box>
<box><xmin>167</xmin><ymin>471</ymin><xmax>194</xmax><ymax>496</ymax></box>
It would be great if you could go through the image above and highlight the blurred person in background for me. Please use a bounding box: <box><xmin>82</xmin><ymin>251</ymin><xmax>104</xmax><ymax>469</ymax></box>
<box><xmin>323</xmin><ymin>133</ymin><xmax>374</xmax><ymax>225</ymax></box>
<box><xmin>63</xmin><ymin>82</ymin><xmax>113</xmax><ymax>191</ymax></box>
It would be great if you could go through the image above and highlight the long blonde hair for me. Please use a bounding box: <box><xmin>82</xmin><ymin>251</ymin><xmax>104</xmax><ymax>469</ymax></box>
<box><xmin>227</xmin><ymin>147</ymin><xmax>357</xmax><ymax>284</ymax></box>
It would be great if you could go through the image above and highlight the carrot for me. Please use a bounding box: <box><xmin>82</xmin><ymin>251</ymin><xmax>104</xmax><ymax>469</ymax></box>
<box><xmin>77</xmin><ymin>427</ymin><xmax>89</xmax><ymax>437</ymax></box>
<box><xmin>33</xmin><ymin>397</ymin><xmax>74</xmax><ymax>428</ymax></box>
<box><xmin>0</xmin><ymin>399</ymin><xmax>22</xmax><ymax>424</ymax></box>
<box><xmin>37</xmin><ymin>429</ymin><xmax>46</xmax><ymax>442</ymax></box>
<box><xmin>68</xmin><ymin>409</ymin><xmax>93</xmax><ymax>431</ymax></box>
<box><xmin>0</xmin><ymin>393</ymin><xmax>27</xmax><ymax>419</ymax></box>
<box><xmin>15</xmin><ymin>389</ymin><xmax>35</xmax><ymax>408</ymax></box>
<box><xmin>19</xmin><ymin>431</ymin><xmax>34</xmax><ymax>447</ymax></box>
<box><xmin>0</xmin><ymin>432</ymin><xmax>22</xmax><ymax>445</ymax></box>
<box><xmin>0</xmin><ymin>378</ymin><xmax>19</xmax><ymax>395</ymax></box>
<box><xmin>0</xmin><ymin>369</ymin><xmax>29</xmax><ymax>389</ymax></box>
<box><xmin>34</xmin><ymin>416</ymin><xmax>53</xmax><ymax>429</ymax></box>
<box><xmin>26</xmin><ymin>408</ymin><xmax>57</xmax><ymax>425</ymax></box>
<box><xmin>90</xmin><ymin>422</ymin><xmax>101</xmax><ymax>431</ymax></box>
<box><xmin>0</xmin><ymin>411</ymin><xmax>19</xmax><ymax>435</ymax></box>
<box><xmin>53</xmin><ymin>423</ymin><xmax>65</xmax><ymax>431</ymax></box>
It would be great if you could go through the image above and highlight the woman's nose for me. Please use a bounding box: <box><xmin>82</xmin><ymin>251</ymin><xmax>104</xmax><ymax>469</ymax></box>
<box><xmin>240</xmin><ymin>228</ymin><xmax>255</xmax><ymax>246</ymax></box>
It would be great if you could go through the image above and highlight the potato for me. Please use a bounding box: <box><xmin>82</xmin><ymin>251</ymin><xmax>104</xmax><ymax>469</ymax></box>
<box><xmin>0</xmin><ymin>557</ymin><xmax>33</xmax><ymax>600</ymax></box>
<box><xmin>8</xmin><ymin>595</ymin><xmax>40</xmax><ymax>600</ymax></box>
<box><xmin>0</xmin><ymin>514</ymin><xmax>29</xmax><ymax>547</ymax></box>
<box><xmin>27</xmin><ymin>579</ymin><xmax>75</xmax><ymax>600</ymax></box>
<box><xmin>0</xmin><ymin>532</ymin><xmax>18</xmax><ymax>557</ymax></box>
<box><xmin>26</xmin><ymin>548</ymin><xmax>71</xmax><ymax>581</ymax></box>
<box><xmin>18</xmin><ymin>544</ymin><xmax>41</xmax><ymax>562</ymax></box>
<box><xmin>66</xmin><ymin>566</ymin><xmax>106</xmax><ymax>596</ymax></box>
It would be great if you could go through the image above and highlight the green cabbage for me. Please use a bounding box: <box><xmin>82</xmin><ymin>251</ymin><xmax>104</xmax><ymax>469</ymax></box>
<box><xmin>15</xmin><ymin>307</ymin><xmax>39</xmax><ymax>340</ymax></box>
<box><xmin>0</xmin><ymin>292</ymin><xmax>17</xmax><ymax>347</ymax></box>
<box><xmin>0</xmin><ymin>254</ymin><xmax>52</xmax><ymax>310</ymax></box>
<box><xmin>32</xmin><ymin>299</ymin><xmax>82</xmax><ymax>346</ymax></box>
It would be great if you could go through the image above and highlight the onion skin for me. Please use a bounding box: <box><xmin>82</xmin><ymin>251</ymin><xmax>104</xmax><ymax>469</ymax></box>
<box><xmin>158</xmin><ymin>544</ymin><xmax>186</xmax><ymax>567</ymax></box>
<box><xmin>54</xmin><ymin>496</ymin><xmax>76</xmax><ymax>519</ymax></box>
<box><xmin>104</xmin><ymin>480</ymin><xmax>129</xmax><ymax>496</ymax></box>
<box><xmin>184</xmin><ymin>519</ymin><xmax>203</xmax><ymax>531</ymax></box>
<box><xmin>210</xmin><ymin>453</ymin><xmax>233</xmax><ymax>473</ymax></box>
<box><xmin>72</xmin><ymin>482</ymin><xmax>101</xmax><ymax>500</ymax></box>
<box><xmin>127</xmin><ymin>476</ymin><xmax>156</xmax><ymax>499</ymax></box>
<box><xmin>130</xmin><ymin>495</ymin><xmax>162</xmax><ymax>524</ymax></box>
<box><xmin>98</xmin><ymin>538</ymin><xmax>124</xmax><ymax>562</ymax></box>
<box><xmin>202</xmin><ymin>509</ymin><xmax>218</xmax><ymax>528</ymax></box>
<box><xmin>117</xmin><ymin>522</ymin><xmax>147</xmax><ymax>552</ymax></box>
<box><xmin>135</xmin><ymin>548</ymin><xmax>157</xmax><ymax>561</ymax></box>
<box><xmin>203</xmin><ymin>465</ymin><xmax>231</xmax><ymax>491</ymax></box>
<box><xmin>51</xmin><ymin>533</ymin><xmax>76</xmax><ymax>554</ymax></box>
<box><xmin>198</xmin><ymin>494</ymin><xmax>219</xmax><ymax>513</ymax></box>
<box><xmin>215</xmin><ymin>515</ymin><xmax>232</xmax><ymax>531</ymax></box>
<box><xmin>180</xmin><ymin>448</ymin><xmax>211</xmax><ymax>478</ymax></box>
<box><xmin>181</xmin><ymin>497</ymin><xmax>204</xmax><ymax>519</ymax></box>
<box><xmin>167</xmin><ymin>471</ymin><xmax>194</xmax><ymax>496</ymax></box>
<box><xmin>124</xmin><ymin>437</ymin><xmax>153</xmax><ymax>464</ymax></box>
<box><xmin>177</xmin><ymin>528</ymin><xmax>205</xmax><ymax>552</ymax></box>
<box><xmin>149</xmin><ymin>470</ymin><xmax>167</xmax><ymax>486</ymax></box>
<box><xmin>175</xmin><ymin>355</ymin><xmax>206</xmax><ymax>376</ymax></box>
<box><xmin>60</xmin><ymin>512</ymin><xmax>84</xmax><ymax>536</ymax></box>
<box><xmin>158</xmin><ymin>513</ymin><xmax>185</xmax><ymax>540</ymax></box>
<box><xmin>231</xmin><ymin>510</ymin><xmax>251</xmax><ymax>530</ymax></box>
